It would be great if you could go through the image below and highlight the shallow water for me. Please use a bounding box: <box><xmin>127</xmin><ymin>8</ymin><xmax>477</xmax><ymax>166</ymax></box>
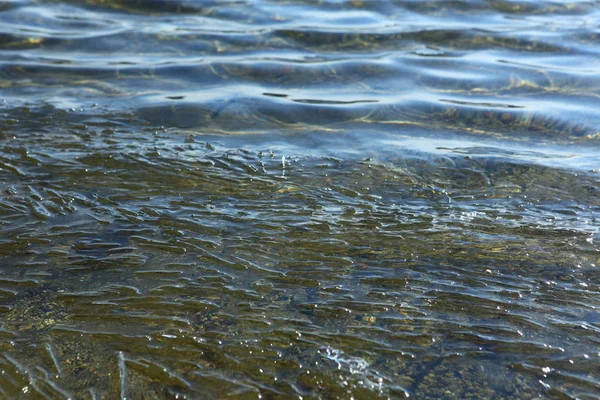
<box><xmin>1</xmin><ymin>1</ymin><xmax>600</xmax><ymax>399</ymax></box>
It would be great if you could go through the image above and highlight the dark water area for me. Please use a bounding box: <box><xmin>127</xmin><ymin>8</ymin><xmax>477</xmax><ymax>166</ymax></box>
<box><xmin>1</xmin><ymin>0</ymin><xmax>600</xmax><ymax>399</ymax></box>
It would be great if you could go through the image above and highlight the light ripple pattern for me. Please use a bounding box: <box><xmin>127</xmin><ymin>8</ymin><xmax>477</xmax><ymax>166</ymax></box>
<box><xmin>0</xmin><ymin>1</ymin><xmax>599</xmax><ymax>399</ymax></box>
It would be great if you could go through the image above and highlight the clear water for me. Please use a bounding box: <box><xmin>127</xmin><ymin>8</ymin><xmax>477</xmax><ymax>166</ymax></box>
<box><xmin>1</xmin><ymin>1</ymin><xmax>599</xmax><ymax>399</ymax></box>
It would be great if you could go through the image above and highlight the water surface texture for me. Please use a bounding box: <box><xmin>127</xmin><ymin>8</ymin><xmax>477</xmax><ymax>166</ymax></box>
<box><xmin>1</xmin><ymin>0</ymin><xmax>600</xmax><ymax>399</ymax></box>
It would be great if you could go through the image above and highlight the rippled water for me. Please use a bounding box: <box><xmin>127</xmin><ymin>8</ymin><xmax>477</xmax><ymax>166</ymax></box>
<box><xmin>1</xmin><ymin>1</ymin><xmax>600</xmax><ymax>399</ymax></box>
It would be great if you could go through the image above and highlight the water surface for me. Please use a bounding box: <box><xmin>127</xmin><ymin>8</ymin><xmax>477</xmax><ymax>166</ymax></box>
<box><xmin>1</xmin><ymin>1</ymin><xmax>600</xmax><ymax>399</ymax></box>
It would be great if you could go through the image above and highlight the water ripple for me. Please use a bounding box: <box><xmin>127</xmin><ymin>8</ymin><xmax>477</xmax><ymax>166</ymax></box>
<box><xmin>1</xmin><ymin>0</ymin><xmax>600</xmax><ymax>398</ymax></box>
